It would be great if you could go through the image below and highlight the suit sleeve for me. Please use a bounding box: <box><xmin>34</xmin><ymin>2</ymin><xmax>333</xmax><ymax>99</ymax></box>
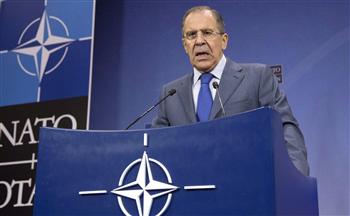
<box><xmin>258</xmin><ymin>65</ymin><xmax>310</xmax><ymax>176</ymax></box>
<box><xmin>152</xmin><ymin>86</ymin><xmax>170</xmax><ymax>128</ymax></box>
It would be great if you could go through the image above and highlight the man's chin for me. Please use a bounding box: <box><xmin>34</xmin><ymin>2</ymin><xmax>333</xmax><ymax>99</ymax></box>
<box><xmin>193</xmin><ymin>61</ymin><xmax>215</xmax><ymax>72</ymax></box>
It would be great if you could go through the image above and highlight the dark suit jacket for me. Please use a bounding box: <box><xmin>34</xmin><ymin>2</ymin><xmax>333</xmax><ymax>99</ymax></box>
<box><xmin>152</xmin><ymin>58</ymin><xmax>309</xmax><ymax>176</ymax></box>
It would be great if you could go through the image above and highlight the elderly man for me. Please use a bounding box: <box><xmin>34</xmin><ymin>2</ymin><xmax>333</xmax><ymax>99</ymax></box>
<box><xmin>152</xmin><ymin>6</ymin><xmax>309</xmax><ymax>176</ymax></box>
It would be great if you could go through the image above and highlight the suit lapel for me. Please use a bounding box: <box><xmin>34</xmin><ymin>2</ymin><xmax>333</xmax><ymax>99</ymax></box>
<box><xmin>177</xmin><ymin>74</ymin><xmax>197</xmax><ymax>123</ymax></box>
<box><xmin>210</xmin><ymin>59</ymin><xmax>244</xmax><ymax>119</ymax></box>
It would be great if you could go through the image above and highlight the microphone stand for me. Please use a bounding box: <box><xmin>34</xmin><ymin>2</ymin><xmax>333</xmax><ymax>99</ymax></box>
<box><xmin>124</xmin><ymin>89</ymin><xmax>176</xmax><ymax>130</ymax></box>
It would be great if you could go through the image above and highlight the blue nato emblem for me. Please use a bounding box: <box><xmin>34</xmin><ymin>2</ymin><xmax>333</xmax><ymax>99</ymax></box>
<box><xmin>79</xmin><ymin>133</ymin><xmax>216</xmax><ymax>216</ymax></box>
<box><xmin>0</xmin><ymin>1</ymin><xmax>94</xmax><ymax>106</ymax></box>
<box><xmin>12</xmin><ymin>10</ymin><xmax>73</xmax><ymax>100</ymax></box>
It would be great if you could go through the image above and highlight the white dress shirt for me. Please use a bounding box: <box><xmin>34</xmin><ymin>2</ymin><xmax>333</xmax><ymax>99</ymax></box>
<box><xmin>192</xmin><ymin>55</ymin><xmax>226</xmax><ymax>113</ymax></box>
<box><xmin>192</xmin><ymin>55</ymin><xmax>226</xmax><ymax>112</ymax></box>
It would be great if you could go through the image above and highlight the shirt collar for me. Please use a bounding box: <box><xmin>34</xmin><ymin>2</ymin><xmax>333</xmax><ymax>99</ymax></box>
<box><xmin>193</xmin><ymin>55</ymin><xmax>227</xmax><ymax>85</ymax></box>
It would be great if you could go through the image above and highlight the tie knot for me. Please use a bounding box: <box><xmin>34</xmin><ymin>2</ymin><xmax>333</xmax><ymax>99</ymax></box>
<box><xmin>200</xmin><ymin>73</ymin><xmax>213</xmax><ymax>84</ymax></box>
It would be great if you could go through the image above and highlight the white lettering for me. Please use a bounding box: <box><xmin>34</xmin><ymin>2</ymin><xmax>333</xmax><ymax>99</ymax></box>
<box><xmin>26</xmin><ymin>184</ymin><xmax>35</xmax><ymax>207</ymax></box>
<box><xmin>12</xmin><ymin>179</ymin><xmax>33</xmax><ymax>207</ymax></box>
<box><xmin>0</xmin><ymin>120</ymin><xmax>20</xmax><ymax>147</ymax></box>
<box><xmin>0</xmin><ymin>181</ymin><xmax>12</xmax><ymax>208</ymax></box>
<box><xmin>34</xmin><ymin>116</ymin><xmax>55</xmax><ymax>127</ymax></box>
<box><xmin>17</xmin><ymin>119</ymin><xmax>37</xmax><ymax>145</ymax></box>
<box><xmin>0</xmin><ymin>179</ymin><xmax>35</xmax><ymax>208</ymax></box>
<box><xmin>54</xmin><ymin>114</ymin><xmax>77</xmax><ymax>129</ymax></box>
<box><xmin>0</xmin><ymin>114</ymin><xmax>78</xmax><ymax>148</ymax></box>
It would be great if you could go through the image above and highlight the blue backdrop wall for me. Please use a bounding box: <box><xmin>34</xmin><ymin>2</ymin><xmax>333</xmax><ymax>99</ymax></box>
<box><xmin>91</xmin><ymin>1</ymin><xmax>349</xmax><ymax>215</ymax></box>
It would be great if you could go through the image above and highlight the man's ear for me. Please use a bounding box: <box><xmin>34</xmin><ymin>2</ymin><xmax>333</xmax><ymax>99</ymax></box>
<box><xmin>222</xmin><ymin>33</ymin><xmax>229</xmax><ymax>50</ymax></box>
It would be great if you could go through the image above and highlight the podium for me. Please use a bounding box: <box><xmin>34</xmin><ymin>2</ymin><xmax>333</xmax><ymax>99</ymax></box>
<box><xmin>33</xmin><ymin>108</ymin><xmax>318</xmax><ymax>215</ymax></box>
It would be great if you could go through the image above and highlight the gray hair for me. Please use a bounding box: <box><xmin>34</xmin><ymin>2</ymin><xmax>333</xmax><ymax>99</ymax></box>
<box><xmin>182</xmin><ymin>6</ymin><xmax>225</xmax><ymax>35</ymax></box>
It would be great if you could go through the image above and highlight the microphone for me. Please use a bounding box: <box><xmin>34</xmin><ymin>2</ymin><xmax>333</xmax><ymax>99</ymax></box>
<box><xmin>212</xmin><ymin>81</ymin><xmax>226</xmax><ymax>116</ymax></box>
<box><xmin>124</xmin><ymin>89</ymin><xmax>176</xmax><ymax>130</ymax></box>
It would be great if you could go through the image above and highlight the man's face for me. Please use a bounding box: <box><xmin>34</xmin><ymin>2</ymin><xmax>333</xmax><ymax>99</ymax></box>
<box><xmin>182</xmin><ymin>10</ymin><xmax>228</xmax><ymax>72</ymax></box>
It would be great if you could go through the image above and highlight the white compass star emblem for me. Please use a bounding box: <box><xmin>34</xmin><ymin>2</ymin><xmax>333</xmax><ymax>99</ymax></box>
<box><xmin>12</xmin><ymin>9</ymin><xmax>73</xmax><ymax>83</ymax></box>
<box><xmin>78</xmin><ymin>133</ymin><xmax>216</xmax><ymax>215</ymax></box>
<box><xmin>111</xmin><ymin>152</ymin><xmax>178</xmax><ymax>216</ymax></box>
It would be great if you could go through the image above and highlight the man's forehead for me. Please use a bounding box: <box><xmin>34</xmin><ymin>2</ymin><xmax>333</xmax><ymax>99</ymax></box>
<box><xmin>184</xmin><ymin>10</ymin><xmax>217</xmax><ymax>30</ymax></box>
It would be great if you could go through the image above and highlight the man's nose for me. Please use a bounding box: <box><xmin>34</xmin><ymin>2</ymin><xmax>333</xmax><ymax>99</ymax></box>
<box><xmin>194</xmin><ymin>33</ymin><xmax>206</xmax><ymax>44</ymax></box>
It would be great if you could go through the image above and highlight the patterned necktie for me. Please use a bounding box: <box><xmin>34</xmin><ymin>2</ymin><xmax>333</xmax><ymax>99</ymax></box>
<box><xmin>197</xmin><ymin>73</ymin><xmax>213</xmax><ymax>122</ymax></box>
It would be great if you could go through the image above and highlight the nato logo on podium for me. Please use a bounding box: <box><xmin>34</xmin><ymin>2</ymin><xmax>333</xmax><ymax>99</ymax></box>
<box><xmin>78</xmin><ymin>134</ymin><xmax>216</xmax><ymax>216</ymax></box>
<box><xmin>33</xmin><ymin>108</ymin><xmax>318</xmax><ymax>215</ymax></box>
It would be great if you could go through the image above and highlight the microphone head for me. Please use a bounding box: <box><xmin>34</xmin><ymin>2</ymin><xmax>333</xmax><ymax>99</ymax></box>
<box><xmin>168</xmin><ymin>89</ymin><xmax>176</xmax><ymax>96</ymax></box>
<box><xmin>212</xmin><ymin>81</ymin><xmax>219</xmax><ymax>89</ymax></box>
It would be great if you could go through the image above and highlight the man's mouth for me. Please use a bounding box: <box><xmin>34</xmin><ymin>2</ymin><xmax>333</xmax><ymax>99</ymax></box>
<box><xmin>195</xmin><ymin>51</ymin><xmax>211</xmax><ymax>59</ymax></box>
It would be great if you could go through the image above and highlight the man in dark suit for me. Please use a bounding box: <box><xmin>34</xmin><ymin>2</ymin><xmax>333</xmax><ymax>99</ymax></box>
<box><xmin>152</xmin><ymin>6</ymin><xmax>309</xmax><ymax>176</ymax></box>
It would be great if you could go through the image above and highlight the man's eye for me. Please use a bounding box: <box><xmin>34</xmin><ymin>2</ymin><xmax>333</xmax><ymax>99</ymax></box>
<box><xmin>203</xmin><ymin>30</ymin><xmax>213</xmax><ymax>36</ymax></box>
<box><xmin>187</xmin><ymin>31</ymin><xmax>197</xmax><ymax>38</ymax></box>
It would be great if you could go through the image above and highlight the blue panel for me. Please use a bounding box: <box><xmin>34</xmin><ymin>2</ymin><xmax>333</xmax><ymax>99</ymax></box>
<box><xmin>0</xmin><ymin>0</ymin><xmax>95</xmax><ymax>106</ymax></box>
<box><xmin>34</xmin><ymin>108</ymin><xmax>318</xmax><ymax>215</ymax></box>
<box><xmin>0</xmin><ymin>52</ymin><xmax>38</xmax><ymax>105</ymax></box>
